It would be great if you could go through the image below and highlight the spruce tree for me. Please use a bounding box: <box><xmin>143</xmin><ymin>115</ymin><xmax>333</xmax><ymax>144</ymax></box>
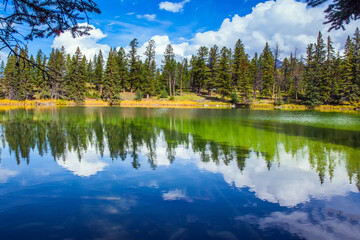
<box><xmin>143</xmin><ymin>39</ymin><xmax>156</xmax><ymax>98</ymax></box>
<box><xmin>194</xmin><ymin>46</ymin><xmax>209</xmax><ymax>93</ymax></box>
<box><xmin>117</xmin><ymin>47</ymin><xmax>128</xmax><ymax>93</ymax></box>
<box><xmin>34</xmin><ymin>50</ymin><xmax>50</xmax><ymax>99</ymax></box>
<box><xmin>207</xmin><ymin>45</ymin><xmax>219</xmax><ymax>96</ymax></box>
<box><xmin>217</xmin><ymin>47</ymin><xmax>231</xmax><ymax>100</ymax></box>
<box><xmin>163</xmin><ymin>44</ymin><xmax>176</xmax><ymax>96</ymax></box>
<box><xmin>128</xmin><ymin>38</ymin><xmax>141</xmax><ymax>92</ymax></box>
<box><xmin>304</xmin><ymin>43</ymin><xmax>322</xmax><ymax>105</ymax></box>
<box><xmin>0</xmin><ymin>60</ymin><xmax>5</xmax><ymax>98</ymax></box>
<box><xmin>4</xmin><ymin>46</ymin><xmax>20</xmax><ymax>100</ymax></box>
<box><xmin>352</xmin><ymin>28</ymin><xmax>360</xmax><ymax>103</ymax></box>
<box><xmin>102</xmin><ymin>48</ymin><xmax>121</xmax><ymax>102</ymax></box>
<box><xmin>232</xmin><ymin>39</ymin><xmax>251</xmax><ymax>101</ymax></box>
<box><xmin>259</xmin><ymin>42</ymin><xmax>274</xmax><ymax>97</ymax></box>
<box><xmin>93</xmin><ymin>50</ymin><xmax>104</xmax><ymax>94</ymax></box>
<box><xmin>65</xmin><ymin>47</ymin><xmax>86</xmax><ymax>102</ymax></box>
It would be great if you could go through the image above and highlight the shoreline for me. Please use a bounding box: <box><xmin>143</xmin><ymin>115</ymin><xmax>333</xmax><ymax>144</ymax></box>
<box><xmin>0</xmin><ymin>99</ymin><xmax>358</xmax><ymax>113</ymax></box>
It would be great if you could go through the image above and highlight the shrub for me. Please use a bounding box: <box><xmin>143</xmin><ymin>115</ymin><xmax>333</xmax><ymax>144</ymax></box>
<box><xmin>135</xmin><ymin>91</ymin><xmax>143</xmax><ymax>101</ymax></box>
<box><xmin>230</xmin><ymin>91</ymin><xmax>240</xmax><ymax>104</ymax></box>
<box><xmin>158</xmin><ymin>90</ymin><xmax>169</xmax><ymax>99</ymax></box>
<box><xmin>169</xmin><ymin>96</ymin><xmax>175</xmax><ymax>101</ymax></box>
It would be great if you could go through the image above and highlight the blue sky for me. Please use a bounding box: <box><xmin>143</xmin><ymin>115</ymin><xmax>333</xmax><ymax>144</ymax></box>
<box><xmin>1</xmin><ymin>0</ymin><xmax>360</xmax><ymax>63</ymax></box>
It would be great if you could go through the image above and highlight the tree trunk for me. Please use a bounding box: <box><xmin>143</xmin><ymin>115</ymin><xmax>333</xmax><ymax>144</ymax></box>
<box><xmin>168</xmin><ymin>73</ymin><xmax>172</xmax><ymax>96</ymax></box>
<box><xmin>180</xmin><ymin>65</ymin><xmax>183</xmax><ymax>96</ymax></box>
<box><xmin>147</xmin><ymin>93</ymin><xmax>149</xmax><ymax>99</ymax></box>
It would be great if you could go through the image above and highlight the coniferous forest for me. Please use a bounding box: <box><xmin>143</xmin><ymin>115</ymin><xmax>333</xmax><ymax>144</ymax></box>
<box><xmin>1</xmin><ymin>29</ymin><xmax>360</xmax><ymax>106</ymax></box>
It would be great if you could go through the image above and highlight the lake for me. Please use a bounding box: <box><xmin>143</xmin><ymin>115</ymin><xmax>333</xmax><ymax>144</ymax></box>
<box><xmin>0</xmin><ymin>107</ymin><xmax>359</xmax><ymax>240</ymax></box>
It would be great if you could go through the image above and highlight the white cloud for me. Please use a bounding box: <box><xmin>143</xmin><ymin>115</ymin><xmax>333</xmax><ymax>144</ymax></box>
<box><xmin>0</xmin><ymin>166</ymin><xmax>17</xmax><ymax>183</ymax></box>
<box><xmin>239</xmin><ymin>210</ymin><xmax>360</xmax><ymax>240</ymax></box>
<box><xmin>138</xmin><ymin>35</ymin><xmax>190</xmax><ymax>66</ymax></box>
<box><xmin>136</xmin><ymin>14</ymin><xmax>157</xmax><ymax>21</ymax></box>
<box><xmin>197</xmin><ymin>144</ymin><xmax>358</xmax><ymax>207</ymax></box>
<box><xmin>153</xmin><ymin>0</ymin><xmax>358</xmax><ymax>59</ymax></box>
<box><xmin>162</xmin><ymin>189</ymin><xmax>192</xmax><ymax>202</ymax></box>
<box><xmin>159</xmin><ymin>0</ymin><xmax>190</xmax><ymax>13</ymax></box>
<box><xmin>57</xmin><ymin>148</ymin><xmax>108</xmax><ymax>177</ymax></box>
<box><xmin>52</xmin><ymin>23</ymin><xmax>111</xmax><ymax>60</ymax></box>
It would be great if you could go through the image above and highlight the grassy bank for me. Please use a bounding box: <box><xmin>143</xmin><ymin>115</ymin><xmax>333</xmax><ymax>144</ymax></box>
<box><xmin>0</xmin><ymin>93</ymin><xmax>358</xmax><ymax>112</ymax></box>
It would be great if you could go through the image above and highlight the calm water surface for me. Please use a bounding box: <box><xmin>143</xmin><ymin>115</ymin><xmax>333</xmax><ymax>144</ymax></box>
<box><xmin>0</xmin><ymin>107</ymin><xmax>359</xmax><ymax>240</ymax></box>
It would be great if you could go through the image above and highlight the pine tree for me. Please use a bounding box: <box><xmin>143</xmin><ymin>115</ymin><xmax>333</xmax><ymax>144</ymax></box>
<box><xmin>143</xmin><ymin>39</ymin><xmax>156</xmax><ymax>98</ymax></box>
<box><xmin>281</xmin><ymin>57</ymin><xmax>291</xmax><ymax>93</ymax></box>
<box><xmin>351</xmin><ymin>28</ymin><xmax>360</xmax><ymax>103</ymax></box>
<box><xmin>194</xmin><ymin>46</ymin><xmax>209</xmax><ymax>93</ymax></box>
<box><xmin>128</xmin><ymin>38</ymin><xmax>141</xmax><ymax>92</ymax></box>
<box><xmin>207</xmin><ymin>45</ymin><xmax>219</xmax><ymax>96</ymax></box>
<box><xmin>163</xmin><ymin>44</ymin><xmax>176</xmax><ymax>96</ymax></box>
<box><xmin>48</xmin><ymin>47</ymin><xmax>66</xmax><ymax>99</ymax></box>
<box><xmin>4</xmin><ymin>46</ymin><xmax>20</xmax><ymax>100</ymax></box>
<box><xmin>304</xmin><ymin>43</ymin><xmax>321</xmax><ymax>105</ymax></box>
<box><xmin>34</xmin><ymin>50</ymin><xmax>50</xmax><ymax>99</ymax></box>
<box><xmin>102</xmin><ymin>48</ymin><xmax>121</xmax><ymax>102</ymax></box>
<box><xmin>65</xmin><ymin>47</ymin><xmax>86</xmax><ymax>102</ymax></box>
<box><xmin>260</xmin><ymin>42</ymin><xmax>274</xmax><ymax>97</ymax></box>
<box><xmin>18</xmin><ymin>46</ymin><xmax>33</xmax><ymax>100</ymax></box>
<box><xmin>342</xmin><ymin>36</ymin><xmax>355</xmax><ymax>103</ymax></box>
<box><xmin>217</xmin><ymin>47</ymin><xmax>231</xmax><ymax>100</ymax></box>
<box><xmin>0</xmin><ymin>60</ymin><xmax>5</xmax><ymax>98</ymax></box>
<box><xmin>319</xmin><ymin>33</ymin><xmax>332</xmax><ymax>103</ymax></box>
<box><xmin>116</xmin><ymin>47</ymin><xmax>128</xmax><ymax>93</ymax></box>
<box><xmin>232</xmin><ymin>39</ymin><xmax>251</xmax><ymax>101</ymax></box>
<box><xmin>93</xmin><ymin>50</ymin><xmax>104</xmax><ymax>94</ymax></box>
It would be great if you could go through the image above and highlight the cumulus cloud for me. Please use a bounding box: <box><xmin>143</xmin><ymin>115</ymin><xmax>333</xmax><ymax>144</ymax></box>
<box><xmin>138</xmin><ymin>35</ymin><xmax>191</xmax><ymax>66</ymax></box>
<box><xmin>159</xmin><ymin>0</ymin><xmax>190</xmax><ymax>13</ymax></box>
<box><xmin>52</xmin><ymin>23</ymin><xmax>111</xmax><ymax>60</ymax></box>
<box><xmin>57</xmin><ymin>148</ymin><xmax>108</xmax><ymax>177</ymax></box>
<box><xmin>136</xmin><ymin>14</ymin><xmax>157</xmax><ymax>21</ymax></box>
<box><xmin>0</xmin><ymin>166</ymin><xmax>17</xmax><ymax>183</ymax></box>
<box><xmin>236</xmin><ymin>210</ymin><xmax>360</xmax><ymax>240</ymax></box>
<box><xmin>197</xmin><ymin>144</ymin><xmax>358</xmax><ymax>207</ymax></box>
<box><xmin>154</xmin><ymin>0</ymin><xmax>358</xmax><ymax>59</ymax></box>
<box><xmin>162</xmin><ymin>189</ymin><xmax>193</xmax><ymax>202</ymax></box>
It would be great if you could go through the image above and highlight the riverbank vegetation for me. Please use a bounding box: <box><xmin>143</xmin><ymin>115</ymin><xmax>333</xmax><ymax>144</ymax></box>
<box><xmin>1</xmin><ymin>29</ymin><xmax>360</xmax><ymax>109</ymax></box>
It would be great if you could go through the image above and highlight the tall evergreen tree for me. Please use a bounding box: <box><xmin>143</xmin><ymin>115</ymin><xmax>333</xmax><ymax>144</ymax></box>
<box><xmin>232</xmin><ymin>39</ymin><xmax>251</xmax><ymax>101</ymax></box>
<box><xmin>65</xmin><ymin>47</ymin><xmax>86</xmax><ymax>102</ymax></box>
<box><xmin>351</xmin><ymin>28</ymin><xmax>360</xmax><ymax>103</ymax></box>
<box><xmin>259</xmin><ymin>42</ymin><xmax>274</xmax><ymax>97</ymax></box>
<box><xmin>117</xmin><ymin>47</ymin><xmax>128</xmax><ymax>93</ymax></box>
<box><xmin>207</xmin><ymin>45</ymin><xmax>219</xmax><ymax>96</ymax></box>
<box><xmin>143</xmin><ymin>39</ymin><xmax>156</xmax><ymax>98</ymax></box>
<box><xmin>4</xmin><ymin>46</ymin><xmax>20</xmax><ymax>100</ymax></box>
<box><xmin>128</xmin><ymin>38</ymin><xmax>141</xmax><ymax>92</ymax></box>
<box><xmin>93</xmin><ymin>50</ymin><xmax>104</xmax><ymax>94</ymax></box>
<box><xmin>102</xmin><ymin>48</ymin><xmax>121</xmax><ymax>102</ymax></box>
<box><xmin>193</xmin><ymin>46</ymin><xmax>209</xmax><ymax>93</ymax></box>
<box><xmin>217</xmin><ymin>47</ymin><xmax>232</xmax><ymax>100</ymax></box>
<box><xmin>163</xmin><ymin>44</ymin><xmax>176</xmax><ymax>96</ymax></box>
<box><xmin>341</xmin><ymin>36</ymin><xmax>355</xmax><ymax>102</ymax></box>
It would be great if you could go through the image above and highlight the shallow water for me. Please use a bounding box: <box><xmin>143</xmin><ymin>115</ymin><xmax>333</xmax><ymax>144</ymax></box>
<box><xmin>0</xmin><ymin>107</ymin><xmax>359</xmax><ymax>240</ymax></box>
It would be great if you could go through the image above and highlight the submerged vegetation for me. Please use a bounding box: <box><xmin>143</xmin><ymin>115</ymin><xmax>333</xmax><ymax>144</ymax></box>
<box><xmin>0</xmin><ymin>29</ymin><xmax>360</xmax><ymax>109</ymax></box>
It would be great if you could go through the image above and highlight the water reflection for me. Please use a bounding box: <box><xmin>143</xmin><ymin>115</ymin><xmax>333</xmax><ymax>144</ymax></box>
<box><xmin>1</xmin><ymin>108</ymin><xmax>359</xmax><ymax>188</ymax></box>
<box><xmin>0</xmin><ymin>107</ymin><xmax>360</xmax><ymax>239</ymax></box>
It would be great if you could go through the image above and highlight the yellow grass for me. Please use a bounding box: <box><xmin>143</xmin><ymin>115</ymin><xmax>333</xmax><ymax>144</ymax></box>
<box><xmin>0</xmin><ymin>98</ymin><xmax>357</xmax><ymax>112</ymax></box>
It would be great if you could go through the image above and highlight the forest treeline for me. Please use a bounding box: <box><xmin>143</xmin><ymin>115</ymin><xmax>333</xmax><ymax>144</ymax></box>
<box><xmin>1</xmin><ymin>29</ymin><xmax>360</xmax><ymax>105</ymax></box>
